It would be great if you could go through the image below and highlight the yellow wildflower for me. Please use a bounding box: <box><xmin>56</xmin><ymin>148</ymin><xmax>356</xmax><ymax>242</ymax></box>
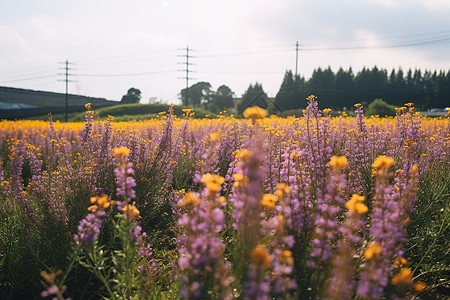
<box><xmin>235</xmin><ymin>149</ymin><xmax>253</xmax><ymax>161</ymax></box>
<box><xmin>279</xmin><ymin>250</ymin><xmax>294</xmax><ymax>266</ymax></box>
<box><xmin>113</xmin><ymin>147</ymin><xmax>130</xmax><ymax>159</ymax></box>
<box><xmin>394</xmin><ymin>257</ymin><xmax>407</xmax><ymax>268</ymax></box>
<box><xmin>329</xmin><ymin>155</ymin><xmax>348</xmax><ymax>169</ymax></box>
<box><xmin>345</xmin><ymin>194</ymin><xmax>368</xmax><ymax>214</ymax></box>
<box><xmin>123</xmin><ymin>204</ymin><xmax>140</xmax><ymax>216</ymax></box>
<box><xmin>372</xmin><ymin>155</ymin><xmax>394</xmax><ymax>169</ymax></box>
<box><xmin>209</xmin><ymin>132</ymin><xmax>220</xmax><ymax>141</ymax></box>
<box><xmin>85</xmin><ymin>103</ymin><xmax>91</xmax><ymax>110</ymax></box>
<box><xmin>201</xmin><ymin>173</ymin><xmax>225</xmax><ymax>194</ymax></box>
<box><xmin>179</xmin><ymin>191</ymin><xmax>202</xmax><ymax>207</ymax></box>
<box><xmin>250</xmin><ymin>245</ymin><xmax>272</xmax><ymax>267</ymax></box>
<box><xmin>413</xmin><ymin>281</ymin><xmax>426</xmax><ymax>292</ymax></box>
<box><xmin>233</xmin><ymin>173</ymin><xmax>249</xmax><ymax>188</ymax></box>
<box><xmin>306</xmin><ymin>95</ymin><xmax>317</xmax><ymax>103</ymax></box>
<box><xmin>261</xmin><ymin>194</ymin><xmax>278</xmax><ymax>210</ymax></box>
<box><xmin>364</xmin><ymin>242</ymin><xmax>383</xmax><ymax>260</ymax></box>
<box><xmin>88</xmin><ymin>205</ymin><xmax>98</xmax><ymax>211</ymax></box>
<box><xmin>275</xmin><ymin>183</ymin><xmax>292</xmax><ymax>198</ymax></box>
<box><xmin>391</xmin><ymin>268</ymin><xmax>412</xmax><ymax>285</ymax></box>
<box><xmin>243</xmin><ymin>106</ymin><xmax>268</xmax><ymax>119</ymax></box>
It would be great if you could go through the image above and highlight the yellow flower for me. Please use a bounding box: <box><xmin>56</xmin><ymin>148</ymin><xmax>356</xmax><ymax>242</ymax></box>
<box><xmin>234</xmin><ymin>149</ymin><xmax>253</xmax><ymax>161</ymax></box>
<box><xmin>113</xmin><ymin>147</ymin><xmax>130</xmax><ymax>159</ymax></box>
<box><xmin>411</xmin><ymin>164</ymin><xmax>418</xmax><ymax>174</ymax></box>
<box><xmin>279</xmin><ymin>250</ymin><xmax>294</xmax><ymax>266</ymax></box>
<box><xmin>89</xmin><ymin>194</ymin><xmax>114</xmax><ymax>210</ymax></box>
<box><xmin>261</xmin><ymin>194</ymin><xmax>278</xmax><ymax>210</ymax></box>
<box><xmin>201</xmin><ymin>173</ymin><xmax>225</xmax><ymax>194</ymax></box>
<box><xmin>250</xmin><ymin>245</ymin><xmax>272</xmax><ymax>267</ymax></box>
<box><xmin>85</xmin><ymin>103</ymin><xmax>91</xmax><ymax>110</ymax></box>
<box><xmin>372</xmin><ymin>155</ymin><xmax>394</xmax><ymax>169</ymax></box>
<box><xmin>178</xmin><ymin>191</ymin><xmax>202</xmax><ymax>207</ymax></box>
<box><xmin>306</xmin><ymin>95</ymin><xmax>317</xmax><ymax>103</ymax></box>
<box><xmin>364</xmin><ymin>242</ymin><xmax>383</xmax><ymax>260</ymax></box>
<box><xmin>413</xmin><ymin>281</ymin><xmax>426</xmax><ymax>292</ymax></box>
<box><xmin>209</xmin><ymin>132</ymin><xmax>220</xmax><ymax>141</ymax></box>
<box><xmin>233</xmin><ymin>173</ymin><xmax>249</xmax><ymax>188</ymax></box>
<box><xmin>329</xmin><ymin>155</ymin><xmax>348</xmax><ymax>169</ymax></box>
<box><xmin>275</xmin><ymin>183</ymin><xmax>292</xmax><ymax>198</ymax></box>
<box><xmin>394</xmin><ymin>257</ymin><xmax>407</xmax><ymax>268</ymax></box>
<box><xmin>243</xmin><ymin>106</ymin><xmax>268</xmax><ymax>119</ymax></box>
<box><xmin>391</xmin><ymin>268</ymin><xmax>412</xmax><ymax>285</ymax></box>
<box><xmin>88</xmin><ymin>205</ymin><xmax>99</xmax><ymax>211</ymax></box>
<box><xmin>345</xmin><ymin>194</ymin><xmax>368</xmax><ymax>214</ymax></box>
<box><xmin>123</xmin><ymin>204</ymin><xmax>140</xmax><ymax>216</ymax></box>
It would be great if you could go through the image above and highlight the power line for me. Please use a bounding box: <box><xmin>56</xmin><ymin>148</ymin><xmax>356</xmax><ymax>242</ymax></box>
<box><xmin>178</xmin><ymin>46</ymin><xmax>195</xmax><ymax>106</ymax></box>
<box><xmin>0</xmin><ymin>74</ymin><xmax>57</xmax><ymax>84</ymax></box>
<box><xmin>301</xmin><ymin>36</ymin><xmax>450</xmax><ymax>51</ymax></box>
<box><xmin>77</xmin><ymin>70</ymin><xmax>176</xmax><ymax>77</ymax></box>
<box><xmin>58</xmin><ymin>60</ymin><xmax>76</xmax><ymax>122</ymax></box>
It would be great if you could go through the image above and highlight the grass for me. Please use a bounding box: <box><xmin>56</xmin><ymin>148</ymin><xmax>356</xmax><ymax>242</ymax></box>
<box><xmin>405</xmin><ymin>162</ymin><xmax>450</xmax><ymax>299</ymax></box>
<box><xmin>27</xmin><ymin>103</ymin><xmax>216</xmax><ymax>122</ymax></box>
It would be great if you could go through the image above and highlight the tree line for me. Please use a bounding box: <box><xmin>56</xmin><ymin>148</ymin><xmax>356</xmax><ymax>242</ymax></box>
<box><xmin>123</xmin><ymin>66</ymin><xmax>449</xmax><ymax>113</ymax></box>
<box><xmin>274</xmin><ymin>67</ymin><xmax>450</xmax><ymax>111</ymax></box>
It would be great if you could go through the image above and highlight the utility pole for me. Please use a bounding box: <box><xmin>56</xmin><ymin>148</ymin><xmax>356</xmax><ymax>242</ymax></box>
<box><xmin>178</xmin><ymin>46</ymin><xmax>195</xmax><ymax>106</ymax></box>
<box><xmin>295</xmin><ymin>41</ymin><xmax>299</xmax><ymax>99</ymax></box>
<box><xmin>58</xmin><ymin>60</ymin><xmax>75</xmax><ymax>122</ymax></box>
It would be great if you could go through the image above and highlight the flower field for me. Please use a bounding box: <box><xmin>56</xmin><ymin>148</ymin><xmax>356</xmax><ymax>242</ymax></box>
<box><xmin>0</xmin><ymin>97</ymin><xmax>449</xmax><ymax>299</ymax></box>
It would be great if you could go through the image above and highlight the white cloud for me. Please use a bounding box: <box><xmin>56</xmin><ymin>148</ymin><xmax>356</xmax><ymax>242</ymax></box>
<box><xmin>367</xmin><ymin>0</ymin><xmax>398</xmax><ymax>7</ymax></box>
<box><xmin>0</xmin><ymin>0</ymin><xmax>448</xmax><ymax>101</ymax></box>
<box><xmin>0</xmin><ymin>26</ymin><xmax>32</xmax><ymax>60</ymax></box>
<box><xmin>414</xmin><ymin>0</ymin><xmax>450</xmax><ymax>10</ymax></box>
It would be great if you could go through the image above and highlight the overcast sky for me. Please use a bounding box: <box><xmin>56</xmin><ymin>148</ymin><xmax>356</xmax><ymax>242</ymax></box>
<box><xmin>1</xmin><ymin>0</ymin><xmax>449</xmax><ymax>104</ymax></box>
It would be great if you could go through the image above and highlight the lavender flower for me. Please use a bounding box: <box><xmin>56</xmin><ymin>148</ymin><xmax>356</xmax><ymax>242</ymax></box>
<box><xmin>113</xmin><ymin>147</ymin><xmax>136</xmax><ymax>210</ymax></box>
<box><xmin>177</xmin><ymin>175</ymin><xmax>234</xmax><ymax>299</ymax></box>
<box><xmin>310</xmin><ymin>156</ymin><xmax>347</xmax><ymax>263</ymax></box>
<box><xmin>74</xmin><ymin>210</ymin><xmax>106</xmax><ymax>247</ymax></box>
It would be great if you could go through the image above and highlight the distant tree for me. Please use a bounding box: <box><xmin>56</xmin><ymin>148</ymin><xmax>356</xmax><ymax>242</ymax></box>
<box><xmin>274</xmin><ymin>70</ymin><xmax>296</xmax><ymax>111</ymax></box>
<box><xmin>180</xmin><ymin>82</ymin><xmax>212</xmax><ymax>108</ymax></box>
<box><xmin>237</xmin><ymin>83</ymin><xmax>268</xmax><ymax>115</ymax></box>
<box><xmin>334</xmin><ymin>67</ymin><xmax>355</xmax><ymax>108</ymax></box>
<box><xmin>309</xmin><ymin>66</ymin><xmax>335</xmax><ymax>107</ymax></box>
<box><xmin>366</xmin><ymin>98</ymin><xmax>396</xmax><ymax>117</ymax></box>
<box><xmin>435</xmin><ymin>70</ymin><xmax>450</xmax><ymax>108</ymax></box>
<box><xmin>121</xmin><ymin>88</ymin><xmax>141</xmax><ymax>104</ymax></box>
<box><xmin>355</xmin><ymin>66</ymin><xmax>387</xmax><ymax>103</ymax></box>
<box><xmin>210</xmin><ymin>85</ymin><xmax>234</xmax><ymax>113</ymax></box>
<box><xmin>310</xmin><ymin>67</ymin><xmax>334</xmax><ymax>90</ymax></box>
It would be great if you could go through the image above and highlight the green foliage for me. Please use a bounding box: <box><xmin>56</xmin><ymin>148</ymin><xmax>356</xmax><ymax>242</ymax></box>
<box><xmin>406</xmin><ymin>164</ymin><xmax>450</xmax><ymax>299</ymax></box>
<box><xmin>273</xmin><ymin>66</ymin><xmax>450</xmax><ymax>111</ymax></box>
<box><xmin>366</xmin><ymin>98</ymin><xmax>396</xmax><ymax>116</ymax></box>
<box><xmin>180</xmin><ymin>82</ymin><xmax>212</xmax><ymax>108</ymax></box>
<box><xmin>236</xmin><ymin>82</ymin><xmax>268</xmax><ymax>115</ymax></box>
<box><xmin>121</xmin><ymin>88</ymin><xmax>141</xmax><ymax>104</ymax></box>
<box><xmin>44</xmin><ymin>104</ymin><xmax>214</xmax><ymax>122</ymax></box>
<box><xmin>180</xmin><ymin>82</ymin><xmax>236</xmax><ymax>113</ymax></box>
<box><xmin>209</xmin><ymin>85</ymin><xmax>235</xmax><ymax>113</ymax></box>
<box><xmin>273</xmin><ymin>70</ymin><xmax>307</xmax><ymax>112</ymax></box>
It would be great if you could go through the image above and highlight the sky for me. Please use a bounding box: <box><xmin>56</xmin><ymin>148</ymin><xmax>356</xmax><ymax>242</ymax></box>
<box><xmin>0</xmin><ymin>0</ymin><xmax>449</xmax><ymax>104</ymax></box>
